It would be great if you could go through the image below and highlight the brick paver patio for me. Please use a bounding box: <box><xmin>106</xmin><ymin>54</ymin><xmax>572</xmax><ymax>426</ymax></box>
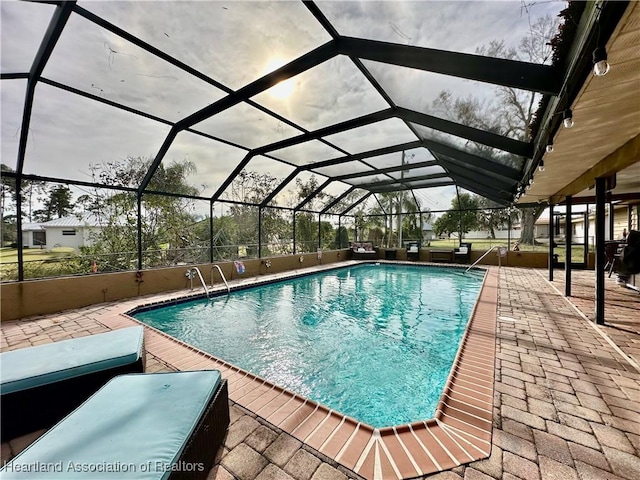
<box><xmin>1</xmin><ymin>266</ymin><xmax>639</xmax><ymax>479</ymax></box>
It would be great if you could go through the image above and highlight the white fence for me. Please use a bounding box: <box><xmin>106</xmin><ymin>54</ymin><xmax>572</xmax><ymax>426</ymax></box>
<box><xmin>459</xmin><ymin>229</ymin><xmax>520</xmax><ymax>240</ymax></box>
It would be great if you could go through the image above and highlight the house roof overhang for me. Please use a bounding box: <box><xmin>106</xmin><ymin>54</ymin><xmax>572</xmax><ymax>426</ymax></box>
<box><xmin>520</xmin><ymin>1</ymin><xmax>640</xmax><ymax>206</ymax></box>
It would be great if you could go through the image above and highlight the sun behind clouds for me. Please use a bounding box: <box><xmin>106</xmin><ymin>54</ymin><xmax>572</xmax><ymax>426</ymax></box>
<box><xmin>264</xmin><ymin>58</ymin><xmax>296</xmax><ymax>99</ymax></box>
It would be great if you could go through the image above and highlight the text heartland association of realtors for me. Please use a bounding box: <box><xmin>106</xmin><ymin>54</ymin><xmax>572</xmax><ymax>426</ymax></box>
<box><xmin>1</xmin><ymin>460</ymin><xmax>205</xmax><ymax>473</ymax></box>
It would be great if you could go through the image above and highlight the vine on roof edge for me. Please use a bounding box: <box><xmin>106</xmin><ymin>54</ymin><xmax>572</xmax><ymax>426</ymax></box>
<box><xmin>528</xmin><ymin>1</ymin><xmax>586</xmax><ymax>140</ymax></box>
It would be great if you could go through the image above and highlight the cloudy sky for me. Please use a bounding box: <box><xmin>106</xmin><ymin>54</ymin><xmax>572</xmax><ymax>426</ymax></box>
<box><xmin>1</xmin><ymin>0</ymin><xmax>566</xmax><ymax>214</ymax></box>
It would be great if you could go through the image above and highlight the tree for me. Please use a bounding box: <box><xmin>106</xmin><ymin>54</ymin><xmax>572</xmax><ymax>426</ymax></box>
<box><xmin>400</xmin><ymin>195</ymin><xmax>428</xmax><ymax>243</ymax></box>
<box><xmin>394</xmin><ymin>191</ymin><xmax>415</xmax><ymax>247</ymax></box>
<box><xmin>364</xmin><ymin>194</ymin><xmax>388</xmax><ymax>246</ymax></box>
<box><xmin>1</xmin><ymin>164</ymin><xmax>18</xmax><ymax>245</ymax></box>
<box><xmin>292</xmin><ymin>176</ymin><xmax>330</xmax><ymax>253</ymax></box>
<box><xmin>224</xmin><ymin>170</ymin><xmax>292</xmax><ymax>257</ymax></box>
<box><xmin>431</xmin><ymin>13</ymin><xmax>559</xmax><ymax>244</ymax></box>
<box><xmin>433</xmin><ymin>215</ymin><xmax>452</xmax><ymax>239</ymax></box>
<box><xmin>416</xmin><ymin>199</ymin><xmax>433</xmax><ymax>245</ymax></box>
<box><xmin>518</xmin><ymin>206</ymin><xmax>543</xmax><ymax>246</ymax></box>
<box><xmin>333</xmin><ymin>225</ymin><xmax>349</xmax><ymax>249</ymax></box>
<box><xmin>189</xmin><ymin>215</ymin><xmax>239</xmax><ymax>261</ymax></box>
<box><xmin>363</xmin><ymin>151</ymin><xmax>429</xmax><ymax>248</ymax></box>
<box><xmin>22</xmin><ymin>179</ymin><xmax>46</xmax><ymax>222</ymax></box>
<box><xmin>432</xmin><ymin>193</ymin><xmax>479</xmax><ymax>241</ymax></box>
<box><xmin>475</xmin><ymin>195</ymin><xmax>518</xmax><ymax>238</ymax></box>
<box><xmin>0</xmin><ymin>165</ymin><xmax>17</xmax><ymax>212</ymax></box>
<box><xmin>261</xmin><ymin>209</ymin><xmax>293</xmax><ymax>255</ymax></box>
<box><xmin>0</xmin><ymin>164</ymin><xmax>48</xmax><ymax>225</ymax></box>
<box><xmin>319</xmin><ymin>220</ymin><xmax>335</xmax><ymax>250</ymax></box>
<box><xmin>227</xmin><ymin>170</ymin><xmax>271</xmax><ymax>255</ymax></box>
<box><xmin>353</xmin><ymin>209</ymin><xmax>368</xmax><ymax>242</ymax></box>
<box><xmin>81</xmin><ymin>156</ymin><xmax>202</xmax><ymax>269</ymax></box>
<box><xmin>371</xmin><ymin>192</ymin><xmax>394</xmax><ymax>247</ymax></box>
<box><xmin>371</xmin><ymin>189</ymin><xmax>415</xmax><ymax>248</ymax></box>
<box><xmin>351</xmin><ymin>206</ymin><xmax>385</xmax><ymax>245</ymax></box>
<box><xmin>33</xmin><ymin>185</ymin><xmax>74</xmax><ymax>222</ymax></box>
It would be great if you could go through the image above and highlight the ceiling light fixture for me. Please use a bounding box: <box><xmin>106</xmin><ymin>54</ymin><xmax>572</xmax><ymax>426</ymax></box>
<box><xmin>546</xmin><ymin>141</ymin><xmax>554</xmax><ymax>153</ymax></box>
<box><xmin>592</xmin><ymin>46</ymin><xmax>610</xmax><ymax>76</ymax></box>
<box><xmin>563</xmin><ymin>109</ymin><xmax>574</xmax><ymax>129</ymax></box>
<box><xmin>538</xmin><ymin>160</ymin><xmax>545</xmax><ymax>172</ymax></box>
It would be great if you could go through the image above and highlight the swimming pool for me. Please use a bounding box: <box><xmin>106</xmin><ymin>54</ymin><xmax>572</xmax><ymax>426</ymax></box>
<box><xmin>134</xmin><ymin>264</ymin><xmax>485</xmax><ymax>428</ymax></box>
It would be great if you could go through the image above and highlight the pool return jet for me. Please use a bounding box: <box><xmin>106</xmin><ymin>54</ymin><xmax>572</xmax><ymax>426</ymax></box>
<box><xmin>185</xmin><ymin>267</ymin><xmax>211</xmax><ymax>299</ymax></box>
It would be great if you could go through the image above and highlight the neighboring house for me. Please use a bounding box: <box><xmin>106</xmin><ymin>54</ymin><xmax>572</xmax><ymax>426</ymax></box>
<box><xmin>533</xmin><ymin>206</ymin><xmax>589</xmax><ymax>239</ymax></box>
<box><xmin>533</xmin><ymin>204</ymin><xmax>638</xmax><ymax>244</ymax></box>
<box><xmin>535</xmin><ymin>211</ymin><xmax>581</xmax><ymax>240</ymax></box>
<box><xmin>422</xmin><ymin>223</ymin><xmax>434</xmax><ymax>242</ymax></box>
<box><xmin>533</xmin><ymin>216</ymin><xmax>556</xmax><ymax>239</ymax></box>
<box><xmin>22</xmin><ymin>215</ymin><xmax>103</xmax><ymax>250</ymax></box>
<box><xmin>580</xmin><ymin>203</ymin><xmax>639</xmax><ymax>242</ymax></box>
<box><xmin>21</xmin><ymin>223</ymin><xmax>46</xmax><ymax>248</ymax></box>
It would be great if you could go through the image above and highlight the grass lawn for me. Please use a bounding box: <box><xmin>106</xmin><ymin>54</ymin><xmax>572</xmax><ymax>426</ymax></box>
<box><xmin>0</xmin><ymin>247</ymin><xmax>76</xmax><ymax>263</ymax></box>
<box><xmin>0</xmin><ymin>247</ymin><xmax>84</xmax><ymax>281</ymax></box>
<box><xmin>0</xmin><ymin>240</ymin><xmax>593</xmax><ymax>282</ymax></box>
<box><xmin>427</xmin><ymin>238</ymin><xmax>545</xmax><ymax>251</ymax></box>
<box><xmin>424</xmin><ymin>239</ymin><xmax>591</xmax><ymax>264</ymax></box>
<box><xmin>428</xmin><ymin>238</ymin><xmax>514</xmax><ymax>249</ymax></box>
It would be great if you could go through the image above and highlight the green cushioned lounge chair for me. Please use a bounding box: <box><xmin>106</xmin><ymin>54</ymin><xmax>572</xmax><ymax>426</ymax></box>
<box><xmin>1</xmin><ymin>326</ymin><xmax>145</xmax><ymax>441</ymax></box>
<box><xmin>1</xmin><ymin>371</ymin><xmax>230</xmax><ymax>480</ymax></box>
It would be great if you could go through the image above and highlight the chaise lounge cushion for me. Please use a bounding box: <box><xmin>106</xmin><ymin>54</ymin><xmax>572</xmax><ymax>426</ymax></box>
<box><xmin>1</xmin><ymin>371</ymin><xmax>227</xmax><ymax>479</ymax></box>
<box><xmin>1</xmin><ymin>326</ymin><xmax>144</xmax><ymax>395</ymax></box>
<box><xmin>1</xmin><ymin>326</ymin><xmax>146</xmax><ymax>441</ymax></box>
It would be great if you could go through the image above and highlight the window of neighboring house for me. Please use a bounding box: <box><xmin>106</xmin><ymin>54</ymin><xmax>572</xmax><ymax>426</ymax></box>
<box><xmin>62</xmin><ymin>230</ymin><xmax>77</xmax><ymax>236</ymax></box>
<box><xmin>33</xmin><ymin>231</ymin><xmax>46</xmax><ymax>246</ymax></box>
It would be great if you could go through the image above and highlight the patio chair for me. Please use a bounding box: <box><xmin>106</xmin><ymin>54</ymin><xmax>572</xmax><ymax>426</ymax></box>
<box><xmin>0</xmin><ymin>326</ymin><xmax>145</xmax><ymax>441</ymax></box>
<box><xmin>454</xmin><ymin>242</ymin><xmax>473</xmax><ymax>264</ymax></box>
<box><xmin>0</xmin><ymin>370</ymin><xmax>230</xmax><ymax>480</ymax></box>
<box><xmin>604</xmin><ymin>241</ymin><xmax>621</xmax><ymax>277</ymax></box>
<box><xmin>619</xmin><ymin>229</ymin><xmax>640</xmax><ymax>275</ymax></box>
<box><xmin>407</xmin><ymin>242</ymin><xmax>420</xmax><ymax>261</ymax></box>
<box><xmin>351</xmin><ymin>241</ymin><xmax>378</xmax><ymax>260</ymax></box>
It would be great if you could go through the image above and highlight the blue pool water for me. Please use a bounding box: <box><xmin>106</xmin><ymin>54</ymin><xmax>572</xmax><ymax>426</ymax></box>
<box><xmin>134</xmin><ymin>264</ymin><xmax>484</xmax><ymax>427</ymax></box>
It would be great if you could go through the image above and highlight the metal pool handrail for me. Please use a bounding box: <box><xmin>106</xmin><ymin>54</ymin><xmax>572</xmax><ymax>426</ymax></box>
<box><xmin>210</xmin><ymin>265</ymin><xmax>230</xmax><ymax>294</ymax></box>
<box><xmin>465</xmin><ymin>246</ymin><xmax>499</xmax><ymax>273</ymax></box>
<box><xmin>186</xmin><ymin>267</ymin><xmax>210</xmax><ymax>299</ymax></box>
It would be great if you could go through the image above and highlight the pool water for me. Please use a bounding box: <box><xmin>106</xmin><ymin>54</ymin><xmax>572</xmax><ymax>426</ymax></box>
<box><xmin>134</xmin><ymin>264</ymin><xmax>485</xmax><ymax>427</ymax></box>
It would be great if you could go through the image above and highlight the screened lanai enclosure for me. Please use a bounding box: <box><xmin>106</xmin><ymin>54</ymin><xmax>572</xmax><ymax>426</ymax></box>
<box><xmin>0</xmin><ymin>0</ymin><xmax>629</xmax><ymax>281</ymax></box>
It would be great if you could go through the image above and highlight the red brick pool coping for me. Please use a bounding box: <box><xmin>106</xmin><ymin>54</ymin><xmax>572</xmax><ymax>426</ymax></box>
<box><xmin>11</xmin><ymin>262</ymin><xmax>498</xmax><ymax>479</ymax></box>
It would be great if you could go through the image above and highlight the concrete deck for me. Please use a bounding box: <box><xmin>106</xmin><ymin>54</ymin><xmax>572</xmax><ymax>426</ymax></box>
<box><xmin>1</xmin><ymin>266</ymin><xmax>639</xmax><ymax>479</ymax></box>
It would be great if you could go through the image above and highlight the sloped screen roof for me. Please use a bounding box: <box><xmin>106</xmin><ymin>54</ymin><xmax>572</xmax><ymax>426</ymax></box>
<box><xmin>2</xmin><ymin>0</ymin><xmax>572</xmax><ymax>212</ymax></box>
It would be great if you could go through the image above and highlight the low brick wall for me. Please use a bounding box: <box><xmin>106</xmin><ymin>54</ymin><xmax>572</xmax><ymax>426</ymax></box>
<box><xmin>1</xmin><ymin>250</ymin><xmax>350</xmax><ymax>321</ymax></box>
<box><xmin>365</xmin><ymin>248</ymin><xmax>552</xmax><ymax>267</ymax></box>
<box><xmin>1</xmin><ymin>248</ymin><xmax>595</xmax><ymax>321</ymax></box>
